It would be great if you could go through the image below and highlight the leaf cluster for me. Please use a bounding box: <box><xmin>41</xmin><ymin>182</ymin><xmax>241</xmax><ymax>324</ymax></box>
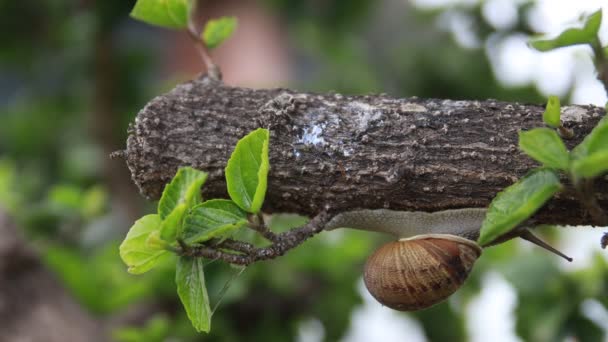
<box><xmin>529</xmin><ymin>10</ymin><xmax>603</xmax><ymax>52</ymax></box>
<box><xmin>130</xmin><ymin>0</ymin><xmax>237</xmax><ymax>50</ymax></box>
<box><xmin>479</xmin><ymin>96</ymin><xmax>608</xmax><ymax>246</ymax></box>
<box><xmin>479</xmin><ymin>9</ymin><xmax>608</xmax><ymax>246</ymax></box>
<box><xmin>119</xmin><ymin>128</ymin><xmax>270</xmax><ymax>332</ymax></box>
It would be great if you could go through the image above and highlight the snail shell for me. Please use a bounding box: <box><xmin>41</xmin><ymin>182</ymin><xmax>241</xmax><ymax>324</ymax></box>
<box><xmin>363</xmin><ymin>234</ymin><xmax>482</xmax><ymax>311</ymax></box>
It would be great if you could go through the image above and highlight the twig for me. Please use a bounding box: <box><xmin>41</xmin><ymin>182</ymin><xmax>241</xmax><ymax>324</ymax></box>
<box><xmin>186</xmin><ymin>0</ymin><xmax>221</xmax><ymax>80</ymax></box>
<box><xmin>212</xmin><ymin>238</ymin><xmax>256</xmax><ymax>254</ymax></box>
<box><xmin>177</xmin><ymin>238</ymin><xmax>190</xmax><ymax>253</ymax></box>
<box><xmin>178</xmin><ymin>212</ymin><xmax>330</xmax><ymax>266</ymax></box>
<box><xmin>247</xmin><ymin>213</ymin><xmax>280</xmax><ymax>242</ymax></box>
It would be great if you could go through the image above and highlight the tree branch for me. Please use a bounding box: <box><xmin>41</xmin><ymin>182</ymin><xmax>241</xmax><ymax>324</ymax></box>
<box><xmin>178</xmin><ymin>212</ymin><xmax>329</xmax><ymax>265</ymax></box>
<box><xmin>124</xmin><ymin>76</ymin><xmax>608</xmax><ymax>229</ymax></box>
<box><xmin>213</xmin><ymin>238</ymin><xmax>257</xmax><ymax>254</ymax></box>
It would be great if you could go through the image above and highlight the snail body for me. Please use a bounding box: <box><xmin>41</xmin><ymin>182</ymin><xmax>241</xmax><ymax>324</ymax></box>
<box><xmin>324</xmin><ymin>208</ymin><xmax>487</xmax><ymax>240</ymax></box>
<box><xmin>325</xmin><ymin>208</ymin><xmax>569</xmax><ymax>311</ymax></box>
<box><xmin>325</xmin><ymin>208</ymin><xmax>485</xmax><ymax>311</ymax></box>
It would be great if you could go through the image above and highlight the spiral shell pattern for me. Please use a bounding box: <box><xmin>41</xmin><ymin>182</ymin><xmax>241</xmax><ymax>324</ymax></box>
<box><xmin>363</xmin><ymin>234</ymin><xmax>482</xmax><ymax>311</ymax></box>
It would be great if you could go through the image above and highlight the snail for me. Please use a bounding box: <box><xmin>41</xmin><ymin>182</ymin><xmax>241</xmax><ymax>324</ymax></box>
<box><xmin>325</xmin><ymin>208</ymin><xmax>571</xmax><ymax>311</ymax></box>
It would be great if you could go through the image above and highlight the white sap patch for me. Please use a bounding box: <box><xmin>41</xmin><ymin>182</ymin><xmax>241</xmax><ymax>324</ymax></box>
<box><xmin>298</xmin><ymin>123</ymin><xmax>327</xmax><ymax>146</ymax></box>
<box><xmin>343</xmin><ymin>147</ymin><xmax>355</xmax><ymax>157</ymax></box>
<box><xmin>442</xmin><ymin>99</ymin><xmax>470</xmax><ymax>108</ymax></box>
<box><xmin>401</xmin><ymin>103</ymin><xmax>428</xmax><ymax>112</ymax></box>
<box><xmin>349</xmin><ymin>101</ymin><xmax>383</xmax><ymax>131</ymax></box>
<box><xmin>561</xmin><ymin>106</ymin><xmax>589</xmax><ymax>123</ymax></box>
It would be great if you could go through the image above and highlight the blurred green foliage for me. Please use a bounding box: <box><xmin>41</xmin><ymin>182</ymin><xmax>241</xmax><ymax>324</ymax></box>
<box><xmin>529</xmin><ymin>9</ymin><xmax>602</xmax><ymax>52</ymax></box>
<box><xmin>113</xmin><ymin>315</ymin><xmax>172</xmax><ymax>342</ymax></box>
<box><xmin>0</xmin><ymin>0</ymin><xmax>607</xmax><ymax>341</ymax></box>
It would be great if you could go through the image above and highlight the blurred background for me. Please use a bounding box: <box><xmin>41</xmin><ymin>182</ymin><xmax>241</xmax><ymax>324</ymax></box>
<box><xmin>1</xmin><ymin>0</ymin><xmax>608</xmax><ymax>341</ymax></box>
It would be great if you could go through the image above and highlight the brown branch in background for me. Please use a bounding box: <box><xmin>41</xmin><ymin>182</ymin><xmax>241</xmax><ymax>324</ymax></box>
<box><xmin>178</xmin><ymin>212</ymin><xmax>329</xmax><ymax>265</ymax></box>
<box><xmin>0</xmin><ymin>209</ymin><xmax>106</xmax><ymax>341</ymax></box>
<box><xmin>93</xmin><ymin>4</ymin><xmax>144</xmax><ymax>223</ymax></box>
<box><xmin>187</xmin><ymin>0</ymin><xmax>221</xmax><ymax>80</ymax></box>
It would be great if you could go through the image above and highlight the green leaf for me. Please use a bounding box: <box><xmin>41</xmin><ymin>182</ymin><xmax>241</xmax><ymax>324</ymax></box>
<box><xmin>119</xmin><ymin>214</ymin><xmax>169</xmax><ymax>274</ymax></box>
<box><xmin>573</xmin><ymin>116</ymin><xmax>608</xmax><ymax>157</ymax></box>
<box><xmin>571</xmin><ymin>150</ymin><xmax>608</xmax><ymax>178</ymax></box>
<box><xmin>130</xmin><ymin>0</ymin><xmax>192</xmax><ymax>29</ymax></box>
<box><xmin>183</xmin><ymin>200</ymin><xmax>248</xmax><ymax>244</ymax></box>
<box><xmin>529</xmin><ymin>10</ymin><xmax>602</xmax><ymax>52</ymax></box>
<box><xmin>543</xmin><ymin>96</ymin><xmax>561</xmax><ymax>128</ymax></box>
<box><xmin>159</xmin><ymin>203</ymin><xmax>188</xmax><ymax>241</ymax></box>
<box><xmin>584</xmin><ymin>9</ymin><xmax>603</xmax><ymax>37</ymax></box>
<box><xmin>225</xmin><ymin>128</ymin><xmax>270</xmax><ymax>213</ymax></box>
<box><xmin>529</xmin><ymin>28</ymin><xmax>592</xmax><ymax>51</ymax></box>
<box><xmin>158</xmin><ymin>167</ymin><xmax>208</xmax><ymax>219</ymax></box>
<box><xmin>146</xmin><ymin>230</ymin><xmax>170</xmax><ymax>250</ymax></box>
<box><xmin>570</xmin><ymin>116</ymin><xmax>608</xmax><ymax>179</ymax></box>
<box><xmin>571</xmin><ymin>116</ymin><xmax>608</xmax><ymax>175</ymax></box>
<box><xmin>519</xmin><ymin>128</ymin><xmax>570</xmax><ymax>170</ymax></box>
<box><xmin>184</xmin><ymin>173</ymin><xmax>206</xmax><ymax>207</ymax></box>
<box><xmin>202</xmin><ymin>16</ymin><xmax>238</xmax><ymax>50</ymax></box>
<box><xmin>176</xmin><ymin>256</ymin><xmax>211</xmax><ymax>333</ymax></box>
<box><xmin>478</xmin><ymin>169</ymin><xmax>562</xmax><ymax>246</ymax></box>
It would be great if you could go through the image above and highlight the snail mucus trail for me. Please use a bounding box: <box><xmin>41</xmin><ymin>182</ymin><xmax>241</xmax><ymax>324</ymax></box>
<box><xmin>324</xmin><ymin>208</ymin><xmax>572</xmax><ymax>311</ymax></box>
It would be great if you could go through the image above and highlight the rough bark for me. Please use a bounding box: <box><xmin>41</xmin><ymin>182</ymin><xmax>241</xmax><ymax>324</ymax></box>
<box><xmin>125</xmin><ymin>76</ymin><xmax>607</xmax><ymax>226</ymax></box>
<box><xmin>0</xmin><ymin>210</ymin><xmax>106</xmax><ymax>342</ymax></box>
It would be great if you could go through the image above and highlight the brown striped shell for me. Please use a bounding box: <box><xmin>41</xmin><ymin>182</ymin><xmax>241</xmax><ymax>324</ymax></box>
<box><xmin>363</xmin><ymin>234</ymin><xmax>482</xmax><ymax>311</ymax></box>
